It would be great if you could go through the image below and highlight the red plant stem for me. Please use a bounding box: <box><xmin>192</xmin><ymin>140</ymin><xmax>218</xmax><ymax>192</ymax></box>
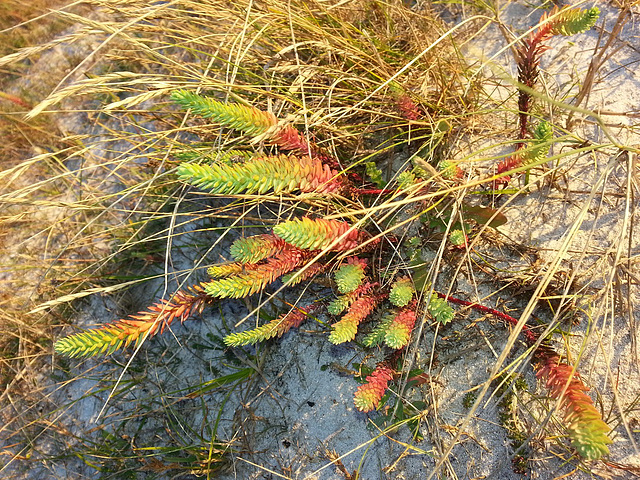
<box><xmin>312</xmin><ymin>153</ymin><xmax>363</xmax><ymax>184</ymax></box>
<box><xmin>436</xmin><ymin>293</ymin><xmax>538</xmax><ymax>344</ymax></box>
<box><xmin>352</xmin><ymin>188</ymin><xmax>395</xmax><ymax>196</ymax></box>
<box><xmin>0</xmin><ymin>91</ymin><xmax>32</xmax><ymax>109</ymax></box>
<box><xmin>517</xmin><ymin>23</ymin><xmax>552</xmax><ymax>140</ymax></box>
<box><xmin>494</xmin><ymin>20</ymin><xmax>554</xmax><ymax>189</ymax></box>
<box><xmin>346</xmin><ymin>171</ymin><xmax>364</xmax><ymax>183</ymax></box>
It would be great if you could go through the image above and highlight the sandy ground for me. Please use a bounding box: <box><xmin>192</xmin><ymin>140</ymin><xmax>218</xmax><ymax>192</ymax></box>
<box><xmin>1</xmin><ymin>2</ymin><xmax>639</xmax><ymax>479</ymax></box>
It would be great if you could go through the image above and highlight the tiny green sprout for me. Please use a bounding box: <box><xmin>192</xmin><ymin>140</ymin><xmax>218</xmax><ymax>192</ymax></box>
<box><xmin>365</xmin><ymin>161</ymin><xmax>385</xmax><ymax>188</ymax></box>
<box><xmin>389</xmin><ymin>277</ymin><xmax>415</xmax><ymax>307</ymax></box>
<box><xmin>462</xmin><ymin>391</ymin><xmax>477</xmax><ymax>409</ymax></box>
<box><xmin>428</xmin><ymin>294</ymin><xmax>454</xmax><ymax>325</ymax></box>
<box><xmin>397</xmin><ymin>170</ymin><xmax>416</xmax><ymax>190</ymax></box>
<box><xmin>449</xmin><ymin>229</ymin><xmax>466</xmax><ymax>247</ymax></box>
<box><xmin>334</xmin><ymin>262</ymin><xmax>365</xmax><ymax>294</ymax></box>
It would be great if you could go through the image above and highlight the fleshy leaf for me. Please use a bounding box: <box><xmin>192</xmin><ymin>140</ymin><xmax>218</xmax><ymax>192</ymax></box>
<box><xmin>363</xmin><ymin>315</ymin><xmax>393</xmax><ymax>347</ymax></box>
<box><xmin>54</xmin><ymin>285</ymin><xmax>212</xmax><ymax>358</ymax></box>
<box><xmin>522</xmin><ymin>120</ymin><xmax>553</xmax><ymax>164</ymax></box>
<box><xmin>449</xmin><ymin>229</ymin><xmax>466</xmax><ymax>247</ymax></box>
<box><xmin>274</xmin><ymin>217</ymin><xmax>363</xmax><ymax>252</ymax></box>
<box><xmin>230</xmin><ymin>234</ymin><xmax>286</xmax><ymax>264</ymax></box>
<box><xmin>178</xmin><ymin>154</ymin><xmax>343</xmax><ymax>195</ymax></box>
<box><xmin>396</xmin><ymin>171</ymin><xmax>416</xmax><ymax>190</ymax></box>
<box><xmin>535</xmin><ymin>346</ymin><xmax>611</xmax><ymax>460</ymax></box>
<box><xmin>172</xmin><ymin>90</ymin><xmax>277</xmax><ymax>136</ymax></box>
<box><xmin>203</xmin><ymin>246</ymin><xmax>309</xmax><ymax>299</ymax></box>
<box><xmin>428</xmin><ymin>294</ymin><xmax>454</xmax><ymax>325</ymax></box>
<box><xmin>383</xmin><ymin>306</ymin><xmax>417</xmax><ymax>349</ymax></box>
<box><xmin>438</xmin><ymin>160</ymin><xmax>464</xmax><ymax>180</ymax></box>
<box><xmin>223</xmin><ymin>305</ymin><xmax>315</xmax><ymax>347</ymax></box>
<box><xmin>365</xmin><ymin>161</ymin><xmax>385</xmax><ymax>188</ymax></box>
<box><xmin>334</xmin><ymin>258</ymin><xmax>367</xmax><ymax>294</ymax></box>
<box><xmin>207</xmin><ymin>262</ymin><xmax>246</xmax><ymax>278</ymax></box>
<box><xmin>546</xmin><ymin>7</ymin><xmax>600</xmax><ymax>37</ymax></box>
<box><xmin>281</xmin><ymin>263</ymin><xmax>325</xmax><ymax>286</ymax></box>
<box><xmin>389</xmin><ymin>277</ymin><xmax>414</xmax><ymax>307</ymax></box>
<box><xmin>353</xmin><ymin>364</ymin><xmax>395</xmax><ymax>412</ymax></box>
<box><xmin>327</xmin><ymin>295</ymin><xmax>350</xmax><ymax>315</ymax></box>
<box><xmin>329</xmin><ymin>290</ymin><xmax>380</xmax><ymax>344</ymax></box>
<box><xmin>461</xmin><ymin>204</ymin><xmax>508</xmax><ymax>228</ymax></box>
<box><xmin>328</xmin><ymin>282</ymin><xmax>375</xmax><ymax>316</ymax></box>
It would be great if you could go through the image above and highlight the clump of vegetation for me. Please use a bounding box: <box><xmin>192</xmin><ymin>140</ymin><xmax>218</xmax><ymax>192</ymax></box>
<box><xmin>55</xmin><ymin>5</ymin><xmax>610</xmax><ymax>459</ymax></box>
<box><xmin>4</xmin><ymin>0</ymin><xmax>634</xmax><ymax>478</ymax></box>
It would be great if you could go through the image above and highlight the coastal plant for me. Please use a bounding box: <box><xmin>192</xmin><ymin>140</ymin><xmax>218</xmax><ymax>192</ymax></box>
<box><xmin>48</xmin><ymin>2</ymin><xmax>615</xmax><ymax>471</ymax></box>
<box><xmin>54</xmin><ymin>83</ymin><xmax>612</xmax><ymax>459</ymax></box>
<box><xmin>1</xmin><ymin>0</ymin><xmax>631</xmax><ymax>478</ymax></box>
<box><xmin>535</xmin><ymin>345</ymin><xmax>611</xmax><ymax>460</ymax></box>
<box><xmin>54</xmin><ymin>285</ymin><xmax>212</xmax><ymax>358</ymax></box>
<box><xmin>495</xmin><ymin>5</ymin><xmax>600</xmax><ymax>185</ymax></box>
<box><xmin>353</xmin><ymin>363</ymin><xmax>395</xmax><ymax>412</ymax></box>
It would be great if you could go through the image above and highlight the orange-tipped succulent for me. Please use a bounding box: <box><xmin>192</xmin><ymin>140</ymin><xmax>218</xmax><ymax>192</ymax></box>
<box><xmin>495</xmin><ymin>6</ymin><xmax>599</xmax><ymax>187</ymax></box>
<box><xmin>535</xmin><ymin>346</ymin><xmax>611</xmax><ymax>460</ymax></box>
<box><xmin>229</xmin><ymin>234</ymin><xmax>287</xmax><ymax>264</ymax></box>
<box><xmin>329</xmin><ymin>282</ymin><xmax>380</xmax><ymax>345</ymax></box>
<box><xmin>383</xmin><ymin>306</ymin><xmax>417</xmax><ymax>349</ymax></box>
<box><xmin>54</xmin><ymin>285</ymin><xmax>212</xmax><ymax>358</ymax></box>
<box><xmin>354</xmin><ymin>364</ymin><xmax>395</xmax><ymax>412</ymax></box>
<box><xmin>177</xmin><ymin>154</ymin><xmax>344</xmax><ymax>195</ymax></box>
<box><xmin>224</xmin><ymin>305</ymin><xmax>317</xmax><ymax>347</ymax></box>
<box><xmin>273</xmin><ymin>217</ymin><xmax>365</xmax><ymax>252</ymax></box>
<box><xmin>55</xmin><ymin>215</ymin><xmax>369</xmax><ymax>357</ymax></box>
<box><xmin>172</xmin><ymin>90</ymin><xmax>349</xmax><ymax>193</ymax></box>
<box><xmin>171</xmin><ymin>90</ymin><xmax>334</xmax><ymax>161</ymax></box>
<box><xmin>203</xmin><ymin>245</ymin><xmax>311</xmax><ymax>299</ymax></box>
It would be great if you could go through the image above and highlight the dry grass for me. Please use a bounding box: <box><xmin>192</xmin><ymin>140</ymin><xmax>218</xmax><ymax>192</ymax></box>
<box><xmin>1</xmin><ymin>0</ymin><xmax>639</xmax><ymax>478</ymax></box>
<box><xmin>0</xmin><ymin>0</ymin><xmax>82</xmax><ymax>440</ymax></box>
